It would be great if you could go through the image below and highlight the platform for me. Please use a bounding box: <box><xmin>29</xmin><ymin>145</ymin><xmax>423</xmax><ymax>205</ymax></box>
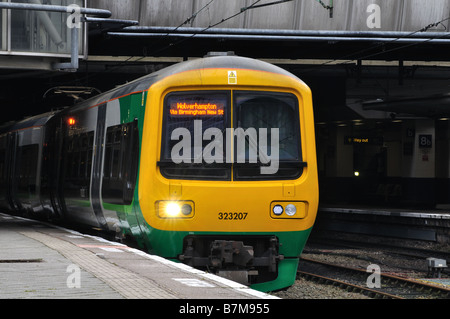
<box><xmin>319</xmin><ymin>205</ymin><xmax>450</xmax><ymax>220</ymax></box>
<box><xmin>0</xmin><ymin>212</ymin><xmax>278</xmax><ymax>299</ymax></box>
<box><xmin>316</xmin><ymin>205</ymin><xmax>450</xmax><ymax>244</ymax></box>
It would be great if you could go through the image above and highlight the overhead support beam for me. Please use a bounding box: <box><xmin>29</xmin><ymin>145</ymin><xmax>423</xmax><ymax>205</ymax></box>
<box><xmin>85</xmin><ymin>55</ymin><xmax>450</xmax><ymax>69</ymax></box>
<box><xmin>362</xmin><ymin>93</ymin><xmax>450</xmax><ymax>117</ymax></box>
<box><xmin>120</xmin><ymin>26</ymin><xmax>450</xmax><ymax>39</ymax></box>
<box><xmin>109</xmin><ymin>26</ymin><xmax>450</xmax><ymax>44</ymax></box>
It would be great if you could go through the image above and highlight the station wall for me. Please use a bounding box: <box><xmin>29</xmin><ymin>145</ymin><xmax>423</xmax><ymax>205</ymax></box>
<box><xmin>88</xmin><ymin>0</ymin><xmax>450</xmax><ymax>32</ymax></box>
<box><xmin>317</xmin><ymin>119</ymin><xmax>450</xmax><ymax>207</ymax></box>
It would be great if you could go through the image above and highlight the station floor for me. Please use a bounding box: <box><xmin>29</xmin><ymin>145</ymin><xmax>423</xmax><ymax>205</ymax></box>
<box><xmin>0</xmin><ymin>212</ymin><xmax>278</xmax><ymax>299</ymax></box>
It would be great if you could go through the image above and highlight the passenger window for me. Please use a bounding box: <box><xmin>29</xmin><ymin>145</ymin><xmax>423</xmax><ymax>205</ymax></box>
<box><xmin>17</xmin><ymin>144</ymin><xmax>39</xmax><ymax>193</ymax></box>
<box><xmin>102</xmin><ymin>121</ymin><xmax>139</xmax><ymax>205</ymax></box>
<box><xmin>63</xmin><ymin>130</ymin><xmax>94</xmax><ymax>202</ymax></box>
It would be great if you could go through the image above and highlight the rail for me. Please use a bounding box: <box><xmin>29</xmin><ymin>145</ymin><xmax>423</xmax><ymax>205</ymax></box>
<box><xmin>299</xmin><ymin>256</ymin><xmax>450</xmax><ymax>299</ymax></box>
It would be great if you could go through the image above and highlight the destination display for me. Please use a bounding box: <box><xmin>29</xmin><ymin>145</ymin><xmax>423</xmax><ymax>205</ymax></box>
<box><xmin>169</xmin><ymin>101</ymin><xmax>225</xmax><ymax>117</ymax></box>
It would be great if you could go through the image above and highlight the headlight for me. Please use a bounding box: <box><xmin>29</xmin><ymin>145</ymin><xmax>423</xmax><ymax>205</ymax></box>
<box><xmin>158</xmin><ymin>201</ymin><xmax>194</xmax><ymax>218</ymax></box>
<box><xmin>181</xmin><ymin>203</ymin><xmax>192</xmax><ymax>215</ymax></box>
<box><xmin>165</xmin><ymin>202</ymin><xmax>181</xmax><ymax>217</ymax></box>
<box><xmin>270</xmin><ymin>202</ymin><xmax>306</xmax><ymax>219</ymax></box>
<box><xmin>272</xmin><ymin>205</ymin><xmax>284</xmax><ymax>216</ymax></box>
<box><xmin>285</xmin><ymin>204</ymin><xmax>297</xmax><ymax>216</ymax></box>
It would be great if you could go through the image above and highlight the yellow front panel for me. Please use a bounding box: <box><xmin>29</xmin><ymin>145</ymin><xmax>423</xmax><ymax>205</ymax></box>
<box><xmin>139</xmin><ymin>67</ymin><xmax>318</xmax><ymax>233</ymax></box>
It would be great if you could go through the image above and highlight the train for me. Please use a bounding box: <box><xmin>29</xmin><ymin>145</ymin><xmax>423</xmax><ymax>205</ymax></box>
<box><xmin>0</xmin><ymin>54</ymin><xmax>318</xmax><ymax>292</ymax></box>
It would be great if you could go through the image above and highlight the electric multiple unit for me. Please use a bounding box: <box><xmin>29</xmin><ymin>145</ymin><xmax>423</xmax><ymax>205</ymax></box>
<box><xmin>0</xmin><ymin>55</ymin><xmax>318</xmax><ymax>292</ymax></box>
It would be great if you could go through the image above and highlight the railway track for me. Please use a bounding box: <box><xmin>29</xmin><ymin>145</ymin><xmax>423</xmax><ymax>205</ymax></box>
<box><xmin>310</xmin><ymin>237</ymin><xmax>450</xmax><ymax>261</ymax></box>
<box><xmin>298</xmin><ymin>257</ymin><xmax>450</xmax><ymax>299</ymax></box>
<box><xmin>307</xmin><ymin>237</ymin><xmax>450</xmax><ymax>277</ymax></box>
<box><xmin>297</xmin><ymin>269</ymin><xmax>401</xmax><ymax>299</ymax></box>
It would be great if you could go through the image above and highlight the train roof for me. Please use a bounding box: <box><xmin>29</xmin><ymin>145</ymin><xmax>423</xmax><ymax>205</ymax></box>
<box><xmin>67</xmin><ymin>55</ymin><xmax>301</xmax><ymax>112</ymax></box>
<box><xmin>1</xmin><ymin>56</ymin><xmax>302</xmax><ymax>132</ymax></box>
<box><xmin>0</xmin><ymin>111</ymin><xmax>59</xmax><ymax>135</ymax></box>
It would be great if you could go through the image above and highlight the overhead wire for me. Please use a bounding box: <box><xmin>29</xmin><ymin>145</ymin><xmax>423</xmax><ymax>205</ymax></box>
<box><xmin>58</xmin><ymin>0</ymin><xmax>216</xmax><ymax>86</ymax></box>
<box><xmin>122</xmin><ymin>2</ymin><xmax>450</xmax><ymax>69</ymax></box>
<box><xmin>315</xmin><ymin>0</ymin><xmax>333</xmax><ymax>18</ymax></box>
<box><xmin>299</xmin><ymin>16</ymin><xmax>450</xmax><ymax>107</ymax></box>
<box><xmin>123</xmin><ymin>0</ymin><xmax>263</xmax><ymax>59</ymax></box>
<box><xmin>177</xmin><ymin>0</ymin><xmax>216</xmax><ymax>28</ymax></box>
<box><xmin>180</xmin><ymin>0</ymin><xmax>262</xmax><ymax>36</ymax></box>
<box><xmin>99</xmin><ymin>0</ymin><xmax>217</xmax><ymax>71</ymax></box>
<box><xmin>145</xmin><ymin>0</ymin><xmax>262</xmax><ymax>56</ymax></box>
<box><xmin>72</xmin><ymin>0</ymin><xmax>266</xmax><ymax>83</ymax></box>
<box><xmin>243</xmin><ymin>0</ymin><xmax>294</xmax><ymax>10</ymax></box>
<box><xmin>306</xmin><ymin>16</ymin><xmax>450</xmax><ymax>70</ymax></box>
<box><xmin>67</xmin><ymin>2</ymin><xmax>450</xmax><ymax>87</ymax></box>
<box><xmin>355</xmin><ymin>18</ymin><xmax>450</xmax><ymax>61</ymax></box>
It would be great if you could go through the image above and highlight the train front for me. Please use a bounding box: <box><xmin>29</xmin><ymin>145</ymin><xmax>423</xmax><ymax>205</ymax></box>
<box><xmin>138</xmin><ymin>56</ymin><xmax>318</xmax><ymax>292</ymax></box>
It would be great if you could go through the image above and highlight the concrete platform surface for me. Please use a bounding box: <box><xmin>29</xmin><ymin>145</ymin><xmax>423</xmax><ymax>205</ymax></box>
<box><xmin>0</xmin><ymin>213</ymin><xmax>278</xmax><ymax>299</ymax></box>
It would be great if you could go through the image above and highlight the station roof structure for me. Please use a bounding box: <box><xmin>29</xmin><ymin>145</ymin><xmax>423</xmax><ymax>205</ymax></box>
<box><xmin>86</xmin><ymin>0</ymin><xmax>450</xmax><ymax>61</ymax></box>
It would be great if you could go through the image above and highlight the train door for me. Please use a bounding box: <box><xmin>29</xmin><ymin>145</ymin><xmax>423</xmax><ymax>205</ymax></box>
<box><xmin>62</xmin><ymin>108</ymin><xmax>101</xmax><ymax>227</ymax></box>
<box><xmin>0</xmin><ymin>134</ymin><xmax>7</xmax><ymax>209</ymax></box>
<box><xmin>41</xmin><ymin>117</ymin><xmax>66</xmax><ymax>219</ymax></box>
<box><xmin>53</xmin><ymin>120</ymin><xmax>66</xmax><ymax>217</ymax></box>
<box><xmin>5</xmin><ymin>131</ymin><xmax>20</xmax><ymax>211</ymax></box>
<box><xmin>90</xmin><ymin>103</ymin><xmax>108</xmax><ymax>229</ymax></box>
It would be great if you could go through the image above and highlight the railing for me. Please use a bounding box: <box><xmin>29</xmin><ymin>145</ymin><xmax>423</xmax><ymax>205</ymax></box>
<box><xmin>0</xmin><ymin>0</ymin><xmax>111</xmax><ymax>70</ymax></box>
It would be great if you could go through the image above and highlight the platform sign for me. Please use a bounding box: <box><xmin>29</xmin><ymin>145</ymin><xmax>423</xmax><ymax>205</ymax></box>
<box><xmin>418</xmin><ymin>134</ymin><xmax>432</xmax><ymax>148</ymax></box>
<box><xmin>344</xmin><ymin>136</ymin><xmax>383</xmax><ymax>145</ymax></box>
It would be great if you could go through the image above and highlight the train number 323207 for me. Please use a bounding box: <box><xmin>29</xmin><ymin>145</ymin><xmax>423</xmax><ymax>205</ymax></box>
<box><xmin>218</xmin><ymin>212</ymin><xmax>248</xmax><ymax>220</ymax></box>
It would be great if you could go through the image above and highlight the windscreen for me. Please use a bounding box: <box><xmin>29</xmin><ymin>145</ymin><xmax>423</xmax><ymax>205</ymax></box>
<box><xmin>160</xmin><ymin>90</ymin><xmax>304</xmax><ymax>180</ymax></box>
<box><xmin>233</xmin><ymin>91</ymin><xmax>303</xmax><ymax>180</ymax></box>
<box><xmin>160</xmin><ymin>91</ymin><xmax>230</xmax><ymax>179</ymax></box>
